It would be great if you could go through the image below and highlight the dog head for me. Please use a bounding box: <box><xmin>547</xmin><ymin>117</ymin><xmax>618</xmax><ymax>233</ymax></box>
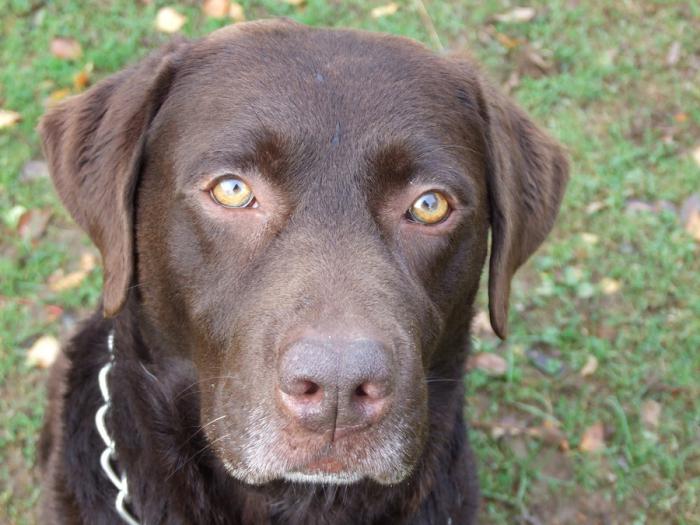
<box><xmin>40</xmin><ymin>20</ymin><xmax>568</xmax><ymax>486</ymax></box>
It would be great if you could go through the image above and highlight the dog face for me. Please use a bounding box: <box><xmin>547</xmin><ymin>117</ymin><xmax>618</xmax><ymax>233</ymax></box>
<box><xmin>40</xmin><ymin>21</ymin><xmax>568</xmax><ymax>486</ymax></box>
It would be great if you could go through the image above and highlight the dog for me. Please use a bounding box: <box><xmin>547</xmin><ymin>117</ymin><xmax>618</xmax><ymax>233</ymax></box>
<box><xmin>38</xmin><ymin>19</ymin><xmax>568</xmax><ymax>524</ymax></box>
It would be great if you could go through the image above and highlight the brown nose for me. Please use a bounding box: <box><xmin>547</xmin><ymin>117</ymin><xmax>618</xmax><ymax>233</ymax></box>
<box><xmin>277</xmin><ymin>337</ymin><xmax>393</xmax><ymax>438</ymax></box>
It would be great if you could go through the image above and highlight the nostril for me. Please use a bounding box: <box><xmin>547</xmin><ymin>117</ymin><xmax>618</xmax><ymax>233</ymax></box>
<box><xmin>301</xmin><ymin>380</ymin><xmax>320</xmax><ymax>397</ymax></box>
<box><xmin>354</xmin><ymin>381</ymin><xmax>387</xmax><ymax>401</ymax></box>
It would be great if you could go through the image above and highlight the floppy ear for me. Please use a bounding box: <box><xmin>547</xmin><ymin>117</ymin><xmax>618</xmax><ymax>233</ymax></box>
<box><xmin>479</xmin><ymin>76</ymin><xmax>569</xmax><ymax>339</ymax></box>
<box><xmin>39</xmin><ymin>41</ymin><xmax>188</xmax><ymax>318</ymax></box>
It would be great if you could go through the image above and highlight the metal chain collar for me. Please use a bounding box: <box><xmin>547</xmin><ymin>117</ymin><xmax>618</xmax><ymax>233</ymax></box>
<box><xmin>94</xmin><ymin>330</ymin><xmax>142</xmax><ymax>525</ymax></box>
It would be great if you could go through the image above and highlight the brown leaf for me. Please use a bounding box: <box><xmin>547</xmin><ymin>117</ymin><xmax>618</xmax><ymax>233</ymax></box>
<box><xmin>666</xmin><ymin>41</ymin><xmax>681</xmax><ymax>66</ymax></box>
<box><xmin>283</xmin><ymin>0</ymin><xmax>306</xmax><ymax>5</ymax></box>
<box><xmin>0</xmin><ymin>109</ymin><xmax>21</xmax><ymax>129</ymax></box>
<box><xmin>50</xmin><ymin>37</ymin><xmax>82</xmax><ymax>60</ymax></box>
<box><xmin>203</xmin><ymin>0</ymin><xmax>230</xmax><ymax>18</ymax></box>
<box><xmin>692</xmin><ymin>145</ymin><xmax>700</xmax><ymax>167</ymax></box>
<box><xmin>580</xmin><ymin>355</ymin><xmax>599</xmax><ymax>377</ymax></box>
<box><xmin>494</xmin><ymin>6</ymin><xmax>536</xmax><ymax>23</ymax></box>
<box><xmin>579</xmin><ymin>422</ymin><xmax>605</xmax><ymax>452</ymax></box>
<box><xmin>155</xmin><ymin>7</ymin><xmax>186</xmax><ymax>33</ymax></box>
<box><xmin>371</xmin><ymin>2</ymin><xmax>398</xmax><ymax>18</ymax></box>
<box><xmin>27</xmin><ymin>335</ymin><xmax>60</xmax><ymax>368</ymax></box>
<box><xmin>599</xmin><ymin>277</ymin><xmax>621</xmax><ymax>295</ymax></box>
<box><xmin>529</xmin><ymin>419</ymin><xmax>569</xmax><ymax>450</ymax></box>
<box><xmin>16</xmin><ymin>209</ymin><xmax>51</xmax><ymax>242</ymax></box>
<box><xmin>46</xmin><ymin>88</ymin><xmax>72</xmax><ymax>107</ymax></box>
<box><xmin>48</xmin><ymin>269</ymin><xmax>89</xmax><ymax>292</ymax></box>
<box><xmin>495</xmin><ymin>32</ymin><xmax>521</xmax><ymax>50</ymax></box>
<box><xmin>680</xmin><ymin>194</ymin><xmax>700</xmax><ymax>242</ymax></box>
<box><xmin>641</xmin><ymin>400</ymin><xmax>661</xmax><ymax>430</ymax></box>
<box><xmin>229</xmin><ymin>1</ymin><xmax>246</xmax><ymax>22</ymax></box>
<box><xmin>72</xmin><ymin>64</ymin><xmax>93</xmax><ymax>91</ymax></box>
<box><xmin>466</xmin><ymin>352</ymin><xmax>507</xmax><ymax>377</ymax></box>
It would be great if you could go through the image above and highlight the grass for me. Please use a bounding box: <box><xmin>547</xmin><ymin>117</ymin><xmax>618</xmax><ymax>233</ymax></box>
<box><xmin>1</xmin><ymin>1</ymin><xmax>699</xmax><ymax>523</ymax></box>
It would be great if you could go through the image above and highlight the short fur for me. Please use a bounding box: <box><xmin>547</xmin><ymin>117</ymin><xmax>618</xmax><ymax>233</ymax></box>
<box><xmin>38</xmin><ymin>20</ymin><xmax>568</xmax><ymax>524</ymax></box>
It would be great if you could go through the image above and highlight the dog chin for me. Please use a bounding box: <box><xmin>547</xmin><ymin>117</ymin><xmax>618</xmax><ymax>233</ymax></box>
<box><xmin>282</xmin><ymin>472</ymin><xmax>364</xmax><ymax>485</ymax></box>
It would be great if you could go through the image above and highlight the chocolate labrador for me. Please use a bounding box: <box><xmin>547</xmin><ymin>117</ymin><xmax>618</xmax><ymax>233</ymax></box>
<box><xmin>38</xmin><ymin>19</ymin><xmax>568</xmax><ymax>525</ymax></box>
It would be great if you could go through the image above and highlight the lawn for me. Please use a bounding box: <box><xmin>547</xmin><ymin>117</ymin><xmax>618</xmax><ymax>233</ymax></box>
<box><xmin>1</xmin><ymin>1</ymin><xmax>699</xmax><ymax>523</ymax></box>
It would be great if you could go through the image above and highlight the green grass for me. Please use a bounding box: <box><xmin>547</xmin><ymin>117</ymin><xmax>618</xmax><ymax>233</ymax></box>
<box><xmin>1</xmin><ymin>1</ymin><xmax>699</xmax><ymax>523</ymax></box>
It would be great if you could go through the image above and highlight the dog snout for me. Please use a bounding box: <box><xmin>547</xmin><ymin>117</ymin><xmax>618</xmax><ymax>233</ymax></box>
<box><xmin>277</xmin><ymin>336</ymin><xmax>394</xmax><ymax>438</ymax></box>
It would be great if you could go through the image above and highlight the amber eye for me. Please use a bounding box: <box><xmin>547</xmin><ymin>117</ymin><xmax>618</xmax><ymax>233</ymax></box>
<box><xmin>210</xmin><ymin>177</ymin><xmax>255</xmax><ymax>208</ymax></box>
<box><xmin>407</xmin><ymin>191</ymin><xmax>450</xmax><ymax>224</ymax></box>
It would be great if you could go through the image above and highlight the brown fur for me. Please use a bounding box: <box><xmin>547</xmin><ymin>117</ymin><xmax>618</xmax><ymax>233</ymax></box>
<box><xmin>38</xmin><ymin>20</ymin><xmax>568</xmax><ymax>524</ymax></box>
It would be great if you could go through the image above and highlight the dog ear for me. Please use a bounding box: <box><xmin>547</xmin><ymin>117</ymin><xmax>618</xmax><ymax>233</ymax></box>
<box><xmin>478</xmin><ymin>77</ymin><xmax>569</xmax><ymax>339</ymax></box>
<box><xmin>39</xmin><ymin>41</ymin><xmax>188</xmax><ymax>318</ymax></box>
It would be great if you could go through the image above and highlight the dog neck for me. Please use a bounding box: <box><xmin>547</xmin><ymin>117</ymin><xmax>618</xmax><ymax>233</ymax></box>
<box><xmin>60</xmin><ymin>303</ymin><xmax>478</xmax><ymax>524</ymax></box>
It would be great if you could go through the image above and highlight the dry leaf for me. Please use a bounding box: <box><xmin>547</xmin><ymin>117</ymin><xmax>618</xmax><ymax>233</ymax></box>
<box><xmin>283</xmin><ymin>0</ymin><xmax>306</xmax><ymax>5</ymax></box>
<box><xmin>586</xmin><ymin>201</ymin><xmax>605</xmax><ymax>215</ymax></box>
<box><xmin>471</xmin><ymin>310</ymin><xmax>494</xmax><ymax>337</ymax></box>
<box><xmin>666</xmin><ymin>41</ymin><xmax>681</xmax><ymax>66</ymax></box>
<box><xmin>581</xmin><ymin>233</ymin><xmax>599</xmax><ymax>245</ymax></box>
<box><xmin>579</xmin><ymin>422</ymin><xmax>605</xmax><ymax>452</ymax></box>
<box><xmin>50</xmin><ymin>37</ymin><xmax>83</xmax><ymax>60</ymax></box>
<box><xmin>600</xmin><ymin>277</ymin><xmax>621</xmax><ymax>295</ymax></box>
<box><xmin>580</xmin><ymin>355</ymin><xmax>598</xmax><ymax>377</ymax></box>
<box><xmin>72</xmin><ymin>63</ymin><xmax>93</xmax><ymax>91</ymax></box>
<box><xmin>203</xmin><ymin>0</ymin><xmax>230</xmax><ymax>18</ymax></box>
<box><xmin>494</xmin><ymin>7</ymin><xmax>536</xmax><ymax>23</ymax></box>
<box><xmin>680</xmin><ymin>194</ymin><xmax>700</xmax><ymax>242</ymax></box>
<box><xmin>641</xmin><ymin>400</ymin><xmax>661</xmax><ymax>430</ymax></box>
<box><xmin>371</xmin><ymin>2</ymin><xmax>399</xmax><ymax>18</ymax></box>
<box><xmin>79</xmin><ymin>251</ymin><xmax>97</xmax><ymax>272</ymax></box>
<box><xmin>46</xmin><ymin>88</ymin><xmax>72</xmax><ymax>106</ymax></box>
<box><xmin>27</xmin><ymin>335</ymin><xmax>60</xmax><ymax>369</ymax></box>
<box><xmin>495</xmin><ymin>32</ymin><xmax>520</xmax><ymax>50</ymax></box>
<box><xmin>692</xmin><ymin>145</ymin><xmax>700</xmax><ymax>167</ymax></box>
<box><xmin>467</xmin><ymin>352</ymin><xmax>507</xmax><ymax>377</ymax></box>
<box><xmin>48</xmin><ymin>270</ymin><xmax>89</xmax><ymax>292</ymax></box>
<box><xmin>0</xmin><ymin>109</ymin><xmax>21</xmax><ymax>129</ymax></box>
<box><xmin>155</xmin><ymin>7</ymin><xmax>186</xmax><ymax>33</ymax></box>
<box><xmin>674</xmin><ymin>112</ymin><xmax>688</xmax><ymax>124</ymax></box>
<box><xmin>17</xmin><ymin>209</ymin><xmax>51</xmax><ymax>242</ymax></box>
<box><xmin>229</xmin><ymin>1</ymin><xmax>246</xmax><ymax>22</ymax></box>
<box><xmin>530</xmin><ymin>419</ymin><xmax>569</xmax><ymax>450</ymax></box>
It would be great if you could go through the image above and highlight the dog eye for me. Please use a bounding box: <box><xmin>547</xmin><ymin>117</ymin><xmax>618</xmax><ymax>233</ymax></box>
<box><xmin>407</xmin><ymin>191</ymin><xmax>450</xmax><ymax>225</ymax></box>
<box><xmin>210</xmin><ymin>177</ymin><xmax>256</xmax><ymax>208</ymax></box>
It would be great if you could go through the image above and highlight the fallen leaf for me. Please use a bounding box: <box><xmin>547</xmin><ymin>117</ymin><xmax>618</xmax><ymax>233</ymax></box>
<box><xmin>666</xmin><ymin>41</ymin><xmax>681</xmax><ymax>66</ymax></box>
<box><xmin>471</xmin><ymin>310</ymin><xmax>494</xmax><ymax>337</ymax></box>
<box><xmin>371</xmin><ymin>2</ymin><xmax>398</xmax><ymax>18</ymax></box>
<box><xmin>527</xmin><ymin>347</ymin><xmax>565</xmax><ymax>376</ymax></box>
<box><xmin>79</xmin><ymin>251</ymin><xmax>97</xmax><ymax>272</ymax></box>
<box><xmin>585</xmin><ymin>201</ymin><xmax>605</xmax><ymax>215</ymax></box>
<box><xmin>282</xmin><ymin>0</ymin><xmax>306</xmax><ymax>5</ymax></box>
<box><xmin>72</xmin><ymin>63</ymin><xmax>93</xmax><ymax>91</ymax></box>
<box><xmin>229</xmin><ymin>1</ymin><xmax>245</xmax><ymax>22</ymax></box>
<box><xmin>0</xmin><ymin>109</ymin><xmax>21</xmax><ymax>129</ymax></box>
<box><xmin>44</xmin><ymin>304</ymin><xmax>64</xmax><ymax>323</ymax></box>
<box><xmin>599</xmin><ymin>277</ymin><xmax>621</xmax><ymax>295</ymax></box>
<box><xmin>203</xmin><ymin>0</ymin><xmax>230</xmax><ymax>18</ymax></box>
<box><xmin>495</xmin><ymin>32</ymin><xmax>520</xmax><ymax>50</ymax></box>
<box><xmin>674</xmin><ymin>112</ymin><xmax>688</xmax><ymax>123</ymax></box>
<box><xmin>20</xmin><ymin>160</ymin><xmax>49</xmax><ymax>182</ymax></box>
<box><xmin>50</xmin><ymin>37</ymin><xmax>82</xmax><ymax>60</ymax></box>
<box><xmin>466</xmin><ymin>352</ymin><xmax>507</xmax><ymax>377</ymax></box>
<box><xmin>16</xmin><ymin>209</ymin><xmax>51</xmax><ymax>242</ymax></box>
<box><xmin>27</xmin><ymin>335</ymin><xmax>60</xmax><ymax>368</ymax></box>
<box><xmin>155</xmin><ymin>7</ymin><xmax>186</xmax><ymax>33</ymax></box>
<box><xmin>641</xmin><ymin>400</ymin><xmax>661</xmax><ymax>430</ymax></box>
<box><xmin>530</xmin><ymin>419</ymin><xmax>569</xmax><ymax>450</ymax></box>
<box><xmin>580</xmin><ymin>355</ymin><xmax>599</xmax><ymax>376</ymax></box>
<box><xmin>579</xmin><ymin>422</ymin><xmax>605</xmax><ymax>452</ymax></box>
<box><xmin>494</xmin><ymin>7</ymin><xmax>536</xmax><ymax>23</ymax></box>
<box><xmin>581</xmin><ymin>233</ymin><xmax>599</xmax><ymax>245</ymax></box>
<box><xmin>680</xmin><ymin>194</ymin><xmax>700</xmax><ymax>242</ymax></box>
<box><xmin>692</xmin><ymin>145</ymin><xmax>700</xmax><ymax>167</ymax></box>
<box><xmin>46</xmin><ymin>88</ymin><xmax>72</xmax><ymax>106</ymax></box>
<box><xmin>48</xmin><ymin>270</ymin><xmax>89</xmax><ymax>292</ymax></box>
